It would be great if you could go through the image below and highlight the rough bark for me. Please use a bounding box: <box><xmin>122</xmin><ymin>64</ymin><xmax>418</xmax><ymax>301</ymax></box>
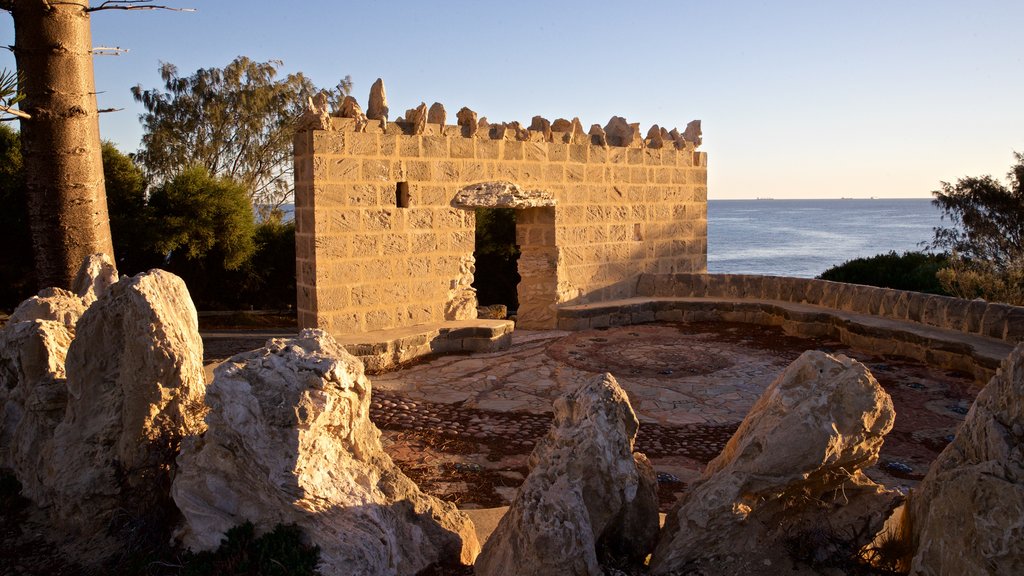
<box><xmin>7</xmin><ymin>0</ymin><xmax>114</xmax><ymax>289</ymax></box>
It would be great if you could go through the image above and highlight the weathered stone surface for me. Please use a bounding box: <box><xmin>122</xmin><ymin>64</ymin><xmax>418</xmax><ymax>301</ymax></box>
<box><xmin>71</xmin><ymin>252</ymin><xmax>118</xmax><ymax>306</ymax></box>
<box><xmin>427</xmin><ymin>102</ymin><xmax>446</xmax><ymax>125</ymax></box>
<box><xmin>366</xmin><ymin>78</ymin><xmax>389</xmax><ymax>121</ymax></box>
<box><xmin>453</xmin><ymin>181</ymin><xmax>557</xmax><ymax>209</ymax></box>
<box><xmin>37</xmin><ymin>270</ymin><xmax>206</xmax><ymax>536</ymax></box>
<box><xmin>340</xmin><ymin>95</ymin><xmax>368</xmax><ymax>131</ymax></box>
<box><xmin>650</xmin><ymin>350</ymin><xmax>898</xmax><ymax>575</ymax></box>
<box><xmin>457</xmin><ymin>107</ymin><xmax>478</xmax><ymax>137</ymax></box>
<box><xmin>0</xmin><ymin>320</ymin><xmax>72</xmax><ymax>474</ymax></box>
<box><xmin>589</xmin><ymin>123</ymin><xmax>608</xmax><ymax>146</ymax></box>
<box><xmin>297</xmin><ymin>92</ymin><xmax>331</xmax><ymax>131</ymax></box>
<box><xmin>529</xmin><ymin>115</ymin><xmax>552</xmax><ymax>141</ymax></box>
<box><xmin>570</xmin><ymin>117</ymin><xmax>586</xmax><ymax>144</ymax></box>
<box><xmin>906</xmin><ymin>342</ymin><xmax>1024</xmax><ymax>575</ymax></box>
<box><xmin>172</xmin><ymin>329</ymin><xmax>479</xmax><ymax>575</ymax></box>
<box><xmin>605</xmin><ymin>116</ymin><xmax>642</xmax><ymax>147</ymax></box>
<box><xmin>444</xmin><ymin>255</ymin><xmax>478</xmax><ymax>321</ymax></box>
<box><xmin>646</xmin><ymin>124</ymin><xmax>665</xmax><ymax>149</ymax></box>
<box><xmin>405</xmin><ymin>102</ymin><xmax>428</xmax><ymax>135</ymax></box>
<box><xmin>8</xmin><ymin>287</ymin><xmax>87</xmax><ymax>330</ymax></box>
<box><xmin>682</xmin><ymin>119</ymin><xmax>702</xmax><ymax>147</ymax></box>
<box><xmin>475</xmin><ymin>372</ymin><xmax>659</xmax><ymax>576</ymax></box>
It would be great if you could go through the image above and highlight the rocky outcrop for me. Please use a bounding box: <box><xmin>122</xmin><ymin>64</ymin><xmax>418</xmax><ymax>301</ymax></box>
<box><xmin>172</xmin><ymin>329</ymin><xmax>480</xmax><ymax>576</ymax></box>
<box><xmin>0</xmin><ymin>320</ymin><xmax>73</xmax><ymax>474</ymax></box>
<box><xmin>71</xmin><ymin>252</ymin><xmax>118</xmax><ymax>306</ymax></box>
<box><xmin>906</xmin><ymin>342</ymin><xmax>1024</xmax><ymax>575</ymax></box>
<box><xmin>39</xmin><ymin>270</ymin><xmax>206</xmax><ymax>534</ymax></box>
<box><xmin>474</xmin><ymin>372</ymin><xmax>659</xmax><ymax>576</ymax></box>
<box><xmin>298</xmin><ymin>92</ymin><xmax>332</xmax><ymax>131</ymax></box>
<box><xmin>8</xmin><ymin>287</ymin><xmax>87</xmax><ymax>329</ymax></box>
<box><xmin>650</xmin><ymin>351</ymin><xmax>899</xmax><ymax>575</ymax></box>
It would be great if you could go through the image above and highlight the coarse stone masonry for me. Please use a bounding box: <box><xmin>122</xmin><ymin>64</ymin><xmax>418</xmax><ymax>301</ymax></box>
<box><xmin>294</xmin><ymin>114</ymin><xmax>707</xmax><ymax>334</ymax></box>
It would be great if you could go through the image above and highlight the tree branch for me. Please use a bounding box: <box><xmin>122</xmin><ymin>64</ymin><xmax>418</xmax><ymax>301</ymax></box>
<box><xmin>0</xmin><ymin>103</ymin><xmax>30</xmax><ymax>119</ymax></box>
<box><xmin>88</xmin><ymin>0</ymin><xmax>195</xmax><ymax>12</ymax></box>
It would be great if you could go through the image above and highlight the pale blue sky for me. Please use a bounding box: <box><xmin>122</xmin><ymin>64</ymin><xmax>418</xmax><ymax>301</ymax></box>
<box><xmin>3</xmin><ymin>0</ymin><xmax>1022</xmax><ymax>199</ymax></box>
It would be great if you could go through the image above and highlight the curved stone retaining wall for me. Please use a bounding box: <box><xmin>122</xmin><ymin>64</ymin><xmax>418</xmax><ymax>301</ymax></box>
<box><xmin>636</xmin><ymin>273</ymin><xmax>1024</xmax><ymax>343</ymax></box>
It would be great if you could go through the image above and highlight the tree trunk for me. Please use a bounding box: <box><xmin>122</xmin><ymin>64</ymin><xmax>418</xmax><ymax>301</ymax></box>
<box><xmin>9</xmin><ymin>0</ymin><xmax>114</xmax><ymax>289</ymax></box>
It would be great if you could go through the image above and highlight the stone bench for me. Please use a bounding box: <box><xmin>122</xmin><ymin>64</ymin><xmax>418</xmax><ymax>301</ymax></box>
<box><xmin>334</xmin><ymin>319</ymin><xmax>515</xmax><ymax>373</ymax></box>
<box><xmin>556</xmin><ymin>297</ymin><xmax>1015</xmax><ymax>383</ymax></box>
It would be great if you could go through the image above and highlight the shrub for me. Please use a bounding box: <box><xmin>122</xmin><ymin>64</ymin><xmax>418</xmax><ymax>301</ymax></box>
<box><xmin>181</xmin><ymin>522</ymin><xmax>320</xmax><ymax>576</ymax></box>
<box><xmin>818</xmin><ymin>251</ymin><xmax>949</xmax><ymax>295</ymax></box>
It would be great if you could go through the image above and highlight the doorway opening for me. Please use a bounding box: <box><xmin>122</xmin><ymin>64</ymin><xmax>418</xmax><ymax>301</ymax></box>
<box><xmin>472</xmin><ymin>207</ymin><xmax>520</xmax><ymax>314</ymax></box>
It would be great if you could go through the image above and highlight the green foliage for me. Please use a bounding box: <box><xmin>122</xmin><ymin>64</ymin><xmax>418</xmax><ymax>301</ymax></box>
<box><xmin>148</xmin><ymin>166</ymin><xmax>256</xmax><ymax>271</ymax></box>
<box><xmin>929</xmin><ymin>153</ymin><xmax>1024</xmax><ymax>304</ymax></box>
<box><xmin>181</xmin><ymin>522</ymin><xmax>320</xmax><ymax>576</ymax></box>
<box><xmin>0</xmin><ymin>68</ymin><xmax>26</xmax><ymax>119</ymax></box>
<box><xmin>0</xmin><ymin>123</ymin><xmax>34</xmax><ymax>308</ymax></box>
<box><xmin>132</xmin><ymin>57</ymin><xmax>350</xmax><ymax>211</ymax></box>
<box><xmin>102</xmin><ymin>141</ymin><xmax>160</xmax><ymax>274</ymax></box>
<box><xmin>472</xmin><ymin>208</ymin><xmax>520</xmax><ymax>310</ymax></box>
<box><xmin>818</xmin><ymin>251</ymin><xmax>949</xmax><ymax>295</ymax></box>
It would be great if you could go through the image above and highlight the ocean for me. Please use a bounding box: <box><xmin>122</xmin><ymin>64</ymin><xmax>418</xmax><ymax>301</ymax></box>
<box><xmin>708</xmin><ymin>198</ymin><xmax>944</xmax><ymax>278</ymax></box>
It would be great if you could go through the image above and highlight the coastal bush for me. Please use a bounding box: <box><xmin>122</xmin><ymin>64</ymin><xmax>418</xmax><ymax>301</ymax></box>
<box><xmin>817</xmin><ymin>251</ymin><xmax>949</xmax><ymax>295</ymax></box>
<box><xmin>180</xmin><ymin>522</ymin><xmax>320</xmax><ymax>576</ymax></box>
<box><xmin>0</xmin><ymin>124</ymin><xmax>34</xmax><ymax>310</ymax></box>
<box><xmin>929</xmin><ymin>152</ymin><xmax>1024</xmax><ymax>305</ymax></box>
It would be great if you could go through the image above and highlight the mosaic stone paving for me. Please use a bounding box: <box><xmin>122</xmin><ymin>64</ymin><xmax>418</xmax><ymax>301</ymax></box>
<box><xmin>367</xmin><ymin>321</ymin><xmax>980</xmax><ymax>509</ymax></box>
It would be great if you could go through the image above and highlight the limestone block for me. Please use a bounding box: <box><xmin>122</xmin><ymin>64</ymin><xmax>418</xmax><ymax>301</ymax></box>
<box><xmin>297</xmin><ymin>92</ymin><xmax>331</xmax><ymax>131</ymax></box>
<box><xmin>366</xmin><ymin>78</ymin><xmax>388</xmax><ymax>121</ymax></box>
<box><xmin>528</xmin><ymin>115</ymin><xmax>552</xmax><ymax>141</ymax></box>
<box><xmin>453</xmin><ymin>181</ymin><xmax>556</xmax><ymax>209</ymax></box>
<box><xmin>477</xmin><ymin>116</ymin><xmax>490</xmax><ymax>139</ymax></box>
<box><xmin>474</xmin><ymin>372</ymin><xmax>659</xmax><ymax>576</ymax></box>
<box><xmin>456</xmin><ymin>106</ymin><xmax>478</xmax><ymax>137</ymax></box>
<box><xmin>172</xmin><ymin>330</ymin><xmax>480</xmax><ymax>574</ymax></box>
<box><xmin>646</xmin><ymin>124</ymin><xmax>665</xmax><ymax>149</ymax></box>
<box><xmin>71</xmin><ymin>252</ymin><xmax>118</xmax><ymax>306</ymax></box>
<box><xmin>589</xmin><ymin>124</ymin><xmax>608</xmax><ymax>146</ymax></box>
<box><xmin>405</xmin><ymin>102</ymin><xmax>428</xmax><ymax>135</ymax></box>
<box><xmin>427</xmin><ymin>102</ymin><xmax>446</xmax><ymax>125</ymax></box>
<box><xmin>682</xmin><ymin>119</ymin><xmax>702</xmax><ymax>147</ymax></box>
<box><xmin>605</xmin><ymin>116</ymin><xmax>641</xmax><ymax>147</ymax></box>
<box><xmin>8</xmin><ymin>287</ymin><xmax>87</xmax><ymax>330</ymax></box>
<box><xmin>650</xmin><ymin>351</ymin><xmax>899</xmax><ymax>575</ymax></box>
<box><xmin>29</xmin><ymin>270</ymin><xmax>207</xmax><ymax>539</ymax></box>
<box><xmin>340</xmin><ymin>95</ymin><xmax>368</xmax><ymax>131</ymax></box>
<box><xmin>905</xmin><ymin>342</ymin><xmax>1024</xmax><ymax>575</ymax></box>
<box><xmin>0</xmin><ymin>319</ymin><xmax>72</xmax><ymax>474</ymax></box>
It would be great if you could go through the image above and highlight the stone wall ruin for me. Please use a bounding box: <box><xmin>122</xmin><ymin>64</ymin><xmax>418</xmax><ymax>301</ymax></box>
<box><xmin>293</xmin><ymin>80</ymin><xmax>707</xmax><ymax>332</ymax></box>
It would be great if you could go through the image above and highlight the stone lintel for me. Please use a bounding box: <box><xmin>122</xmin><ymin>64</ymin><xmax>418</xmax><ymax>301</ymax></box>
<box><xmin>452</xmin><ymin>181</ymin><xmax>557</xmax><ymax>210</ymax></box>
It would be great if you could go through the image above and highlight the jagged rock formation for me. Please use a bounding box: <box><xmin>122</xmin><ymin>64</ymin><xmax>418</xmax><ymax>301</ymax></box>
<box><xmin>7</xmin><ymin>287</ymin><xmax>87</xmax><ymax>329</ymax></box>
<box><xmin>1</xmin><ymin>267</ymin><xmax>206</xmax><ymax>547</ymax></box>
<box><xmin>474</xmin><ymin>372</ymin><xmax>659</xmax><ymax>576</ymax></box>
<box><xmin>453</xmin><ymin>181</ymin><xmax>556</xmax><ymax>209</ymax></box>
<box><xmin>45</xmin><ymin>270</ymin><xmax>207</xmax><ymax>532</ymax></box>
<box><xmin>298</xmin><ymin>92</ymin><xmax>332</xmax><ymax>131</ymax></box>
<box><xmin>71</xmin><ymin>252</ymin><xmax>118</xmax><ymax>306</ymax></box>
<box><xmin>171</xmin><ymin>329</ymin><xmax>480</xmax><ymax>576</ymax></box>
<box><xmin>428</xmin><ymin>102</ymin><xmax>447</xmax><ymax>125</ymax></box>
<box><xmin>0</xmin><ymin>319</ymin><xmax>73</xmax><ymax>474</ymax></box>
<box><xmin>650</xmin><ymin>351</ymin><xmax>899</xmax><ymax>575</ymax></box>
<box><xmin>905</xmin><ymin>342</ymin><xmax>1024</xmax><ymax>575</ymax></box>
<box><xmin>367</xmin><ymin>78</ymin><xmax>388</xmax><ymax>121</ymax></box>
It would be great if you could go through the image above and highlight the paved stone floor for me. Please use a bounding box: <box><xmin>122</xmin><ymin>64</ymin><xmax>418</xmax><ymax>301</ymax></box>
<box><xmin>364</xmin><ymin>321</ymin><xmax>979</xmax><ymax>510</ymax></box>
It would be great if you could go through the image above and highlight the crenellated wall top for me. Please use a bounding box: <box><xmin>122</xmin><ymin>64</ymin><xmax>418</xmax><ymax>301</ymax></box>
<box><xmin>297</xmin><ymin>77</ymin><xmax>702</xmax><ymax>152</ymax></box>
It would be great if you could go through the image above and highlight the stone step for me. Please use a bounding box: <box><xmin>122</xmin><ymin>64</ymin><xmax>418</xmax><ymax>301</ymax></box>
<box><xmin>334</xmin><ymin>319</ymin><xmax>515</xmax><ymax>373</ymax></box>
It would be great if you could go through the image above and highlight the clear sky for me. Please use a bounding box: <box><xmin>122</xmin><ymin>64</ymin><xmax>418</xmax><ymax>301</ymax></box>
<box><xmin>3</xmin><ymin>0</ymin><xmax>1022</xmax><ymax>199</ymax></box>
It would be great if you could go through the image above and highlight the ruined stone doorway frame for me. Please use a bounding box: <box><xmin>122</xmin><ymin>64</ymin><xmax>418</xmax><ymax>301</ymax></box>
<box><xmin>453</xmin><ymin>182</ymin><xmax>559</xmax><ymax>329</ymax></box>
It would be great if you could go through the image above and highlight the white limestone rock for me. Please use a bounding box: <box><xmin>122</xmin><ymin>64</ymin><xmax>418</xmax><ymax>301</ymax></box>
<box><xmin>474</xmin><ymin>372</ymin><xmax>659</xmax><ymax>576</ymax></box>
<box><xmin>456</xmin><ymin>106</ymin><xmax>478</xmax><ymax>137</ymax></box>
<box><xmin>906</xmin><ymin>342</ymin><xmax>1024</xmax><ymax>575</ymax></box>
<box><xmin>453</xmin><ymin>181</ymin><xmax>556</xmax><ymax>209</ymax></box>
<box><xmin>427</xmin><ymin>102</ymin><xmax>447</xmax><ymax>125</ymax></box>
<box><xmin>0</xmin><ymin>320</ymin><xmax>72</xmax><ymax>474</ymax></box>
<box><xmin>41</xmin><ymin>270</ymin><xmax>207</xmax><ymax>533</ymax></box>
<box><xmin>298</xmin><ymin>92</ymin><xmax>332</xmax><ymax>131</ymax></box>
<box><xmin>8</xmin><ymin>287</ymin><xmax>87</xmax><ymax>330</ymax></box>
<box><xmin>650</xmin><ymin>350</ymin><xmax>899</xmax><ymax>576</ymax></box>
<box><xmin>71</xmin><ymin>252</ymin><xmax>118</xmax><ymax>306</ymax></box>
<box><xmin>172</xmin><ymin>329</ymin><xmax>480</xmax><ymax>575</ymax></box>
